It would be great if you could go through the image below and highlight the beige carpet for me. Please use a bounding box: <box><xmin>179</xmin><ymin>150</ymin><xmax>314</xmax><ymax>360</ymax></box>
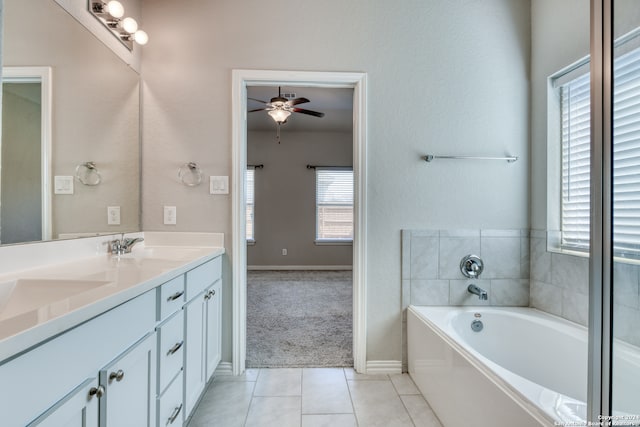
<box><xmin>246</xmin><ymin>270</ymin><xmax>353</xmax><ymax>368</ymax></box>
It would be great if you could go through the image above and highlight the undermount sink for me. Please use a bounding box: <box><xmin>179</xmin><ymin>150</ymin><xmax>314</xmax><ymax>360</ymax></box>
<box><xmin>0</xmin><ymin>278</ymin><xmax>112</xmax><ymax>321</ymax></box>
<box><xmin>117</xmin><ymin>246</ymin><xmax>206</xmax><ymax>261</ymax></box>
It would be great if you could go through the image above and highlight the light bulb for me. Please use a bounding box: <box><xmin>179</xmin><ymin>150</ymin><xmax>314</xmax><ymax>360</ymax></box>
<box><xmin>133</xmin><ymin>30</ymin><xmax>149</xmax><ymax>45</ymax></box>
<box><xmin>105</xmin><ymin>1</ymin><xmax>124</xmax><ymax>19</ymax></box>
<box><xmin>121</xmin><ymin>17</ymin><xmax>138</xmax><ymax>34</ymax></box>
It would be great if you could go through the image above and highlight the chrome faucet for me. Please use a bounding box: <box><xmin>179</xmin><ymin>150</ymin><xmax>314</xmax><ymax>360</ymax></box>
<box><xmin>467</xmin><ymin>284</ymin><xmax>488</xmax><ymax>300</ymax></box>
<box><xmin>108</xmin><ymin>236</ymin><xmax>144</xmax><ymax>255</ymax></box>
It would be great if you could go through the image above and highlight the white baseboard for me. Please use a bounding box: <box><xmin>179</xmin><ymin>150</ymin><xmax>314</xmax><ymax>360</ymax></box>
<box><xmin>214</xmin><ymin>362</ymin><xmax>233</xmax><ymax>376</ymax></box>
<box><xmin>366</xmin><ymin>360</ymin><xmax>402</xmax><ymax>375</ymax></box>
<box><xmin>247</xmin><ymin>265</ymin><xmax>353</xmax><ymax>271</ymax></box>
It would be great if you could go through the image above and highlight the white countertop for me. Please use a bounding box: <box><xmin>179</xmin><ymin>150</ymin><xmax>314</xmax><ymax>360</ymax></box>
<box><xmin>0</xmin><ymin>235</ymin><xmax>225</xmax><ymax>363</ymax></box>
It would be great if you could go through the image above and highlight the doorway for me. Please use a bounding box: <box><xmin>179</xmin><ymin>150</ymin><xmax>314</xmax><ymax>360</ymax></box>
<box><xmin>0</xmin><ymin>67</ymin><xmax>52</xmax><ymax>244</ymax></box>
<box><xmin>231</xmin><ymin>70</ymin><xmax>368</xmax><ymax>375</ymax></box>
<box><xmin>245</xmin><ymin>85</ymin><xmax>354</xmax><ymax>367</ymax></box>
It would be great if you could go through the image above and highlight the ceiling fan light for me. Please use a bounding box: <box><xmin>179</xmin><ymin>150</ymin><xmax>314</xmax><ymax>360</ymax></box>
<box><xmin>268</xmin><ymin>109</ymin><xmax>291</xmax><ymax>123</ymax></box>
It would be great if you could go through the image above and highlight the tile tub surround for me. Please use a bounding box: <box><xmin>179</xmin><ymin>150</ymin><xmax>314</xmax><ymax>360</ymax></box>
<box><xmin>401</xmin><ymin>229</ymin><xmax>530</xmax><ymax>371</ymax></box>
<box><xmin>530</xmin><ymin>229</ymin><xmax>640</xmax><ymax>347</ymax></box>
<box><xmin>187</xmin><ymin>368</ymin><xmax>443</xmax><ymax>427</ymax></box>
<box><xmin>401</xmin><ymin>229</ymin><xmax>530</xmax><ymax>309</ymax></box>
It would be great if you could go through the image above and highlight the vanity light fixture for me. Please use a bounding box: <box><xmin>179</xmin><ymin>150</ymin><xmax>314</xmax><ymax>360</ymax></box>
<box><xmin>90</xmin><ymin>1</ymin><xmax>149</xmax><ymax>50</ymax></box>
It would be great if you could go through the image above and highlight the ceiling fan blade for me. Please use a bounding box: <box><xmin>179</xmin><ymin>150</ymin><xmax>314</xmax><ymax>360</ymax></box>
<box><xmin>248</xmin><ymin>108</ymin><xmax>266</xmax><ymax>113</ymax></box>
<box><xmin>287</xmin><ymin>97</ymin><xmax>310</xmax><ymax>106</ymax></box>
<box><xmin>292</xmin><ymin>108</ymin><xmax>325</xmax><ymax>118</ymax></box>
<box><xmin>248</xmin><ymin>98</ymin><xmax>268</xmax><ymax>104</ymax></box>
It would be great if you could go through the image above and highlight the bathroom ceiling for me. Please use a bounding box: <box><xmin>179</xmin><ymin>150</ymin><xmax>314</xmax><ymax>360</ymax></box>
<box><xmin>246</xmin><ymin>86</ymin><xmax>353</xmax><ymax>133</ymax></box>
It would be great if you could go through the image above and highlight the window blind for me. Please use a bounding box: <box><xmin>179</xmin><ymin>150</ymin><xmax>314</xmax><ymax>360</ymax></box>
<box><xmin>246</xmin><ymin>168</ymin><xmax>255</xmax><ymax>241</ymax></box>
<box><xmin>560</xmin><ymin>45</ymin><xmax>640</xmax><ymax>256</ymax></box>
<box><xmin>315</xmin><ymin>168</ymin><xmax>354</xmax><ymax>241</ymax></box>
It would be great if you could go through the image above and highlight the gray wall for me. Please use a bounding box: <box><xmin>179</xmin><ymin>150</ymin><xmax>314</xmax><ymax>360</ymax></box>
<box><xmin>141</xmin><ymin>0</ymin><xmax>531</xmax><ymax>364</ymax></box>
<box><xmin>1</xmin><ymin>85</ymin><xmax>42</xmax><ymax>244</ymax></box>
<box><xmin>247</xmin><ymin>130</ymin><xmax>353</xmax><ymax>267</ymax></box>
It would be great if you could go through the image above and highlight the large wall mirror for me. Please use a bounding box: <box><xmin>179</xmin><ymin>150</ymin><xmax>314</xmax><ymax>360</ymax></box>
<box><xmin>0</xmin><ymin>0</ymin><xmax>141</xmax><ymax>245</ymax></box>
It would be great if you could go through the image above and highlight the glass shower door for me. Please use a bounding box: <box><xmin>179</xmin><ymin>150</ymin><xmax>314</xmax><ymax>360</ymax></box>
<box><xmin>611</xmin><ymin>1</ymin><xmax>640</xmax><ymax>422</ymax></box>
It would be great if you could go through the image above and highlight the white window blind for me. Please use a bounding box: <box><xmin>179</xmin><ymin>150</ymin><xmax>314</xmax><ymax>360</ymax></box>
<box><xmin>559</xmin><ymin>45</ymin><xmax>640</xmax><ymax>256</ymax></box>
<box><xmin>315</xmin><ymin>168</ymin><xmax>354</xmax><ymax>241</ymax></box>
<box><xmin>246</xmin><ymin>168</ymin><xmax>255</xmax><ymax>241</ymax></box>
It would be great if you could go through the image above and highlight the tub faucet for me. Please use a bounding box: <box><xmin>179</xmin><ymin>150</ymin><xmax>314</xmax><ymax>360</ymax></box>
<box><xmin>467</xmin><ymin>284</ymin><xmax>488</xmax><ymax>300</ymax></box>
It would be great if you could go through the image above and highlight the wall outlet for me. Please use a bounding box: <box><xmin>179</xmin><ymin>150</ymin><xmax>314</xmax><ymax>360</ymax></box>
<box><xmin>164</xmin><ymin>206</ymin><xmax>177</xmax><ymax>225</ymax></box>
<box><xmin>282</xmin><ymin>248</ymin><xmax>288</xmax><ymax>256</ymax></box>
<box><xmin>210</xmin><ymin>176</ymin><xmax>229</xmax><ymax>195</ymax></box>
<box><xmin>107</xmin><ymin>206</ymin><xmax>121</xmax><ymax>225</ymax></box>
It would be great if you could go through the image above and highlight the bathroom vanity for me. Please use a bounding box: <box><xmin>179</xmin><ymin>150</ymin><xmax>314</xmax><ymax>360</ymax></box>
<box><xmin>0</xmin><ymin>233</ymin><xmax>224</xmax><ymax>427</ymax></box>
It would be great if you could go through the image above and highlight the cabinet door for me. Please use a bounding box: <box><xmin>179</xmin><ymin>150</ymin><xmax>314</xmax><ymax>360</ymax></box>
<box><xmin>28</xmin><ymin>378</ymin><xmax>99</xmax><ymax>427</ymax></box>
<box><xmin>205</xmin><ymin>281</ymin><xmax>222</xmax><ymax>381</ymax></box>
<box><xmin>184</xmin><ymin>292</ymin><xmax>206</xmax><ymax>417</ymax></box>
<box><xmin>100</xmin><ymin>333</ymin><xmax>157</xmax><ymax>427</ymax></box>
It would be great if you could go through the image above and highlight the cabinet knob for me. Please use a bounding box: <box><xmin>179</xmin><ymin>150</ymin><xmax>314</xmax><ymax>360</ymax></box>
<box><xmin>88</xmin><ymin>385</ymin><xmax>105</xmax><ymax>398</ymax></box>
<box><xmin>109</xmin><ymin>369</ymin><xmax>125</xmax><ymax>382</ymax></box>
<box><xmin>167</xmin><ymin>403</ymin><xmax>183</xmax><ymax>424</ymax></box>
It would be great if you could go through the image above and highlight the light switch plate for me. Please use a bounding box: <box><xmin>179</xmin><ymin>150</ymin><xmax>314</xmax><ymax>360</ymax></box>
<box><xmin>107</xmin><ymin>206</ymin><xmax>121</xmax><ymax>225</ymax></box>
<box><xmin>210</xmin><ymin>176</ymin><xmax>229</xmax><ymax>194</ymax></box>
<box><xmin>164</xmin><ymin>206</ymin><xmax>177</xmax><ymax>225</ymax></box>
<box><xmin>54</xmin><ymin>176</ymin><xmax>74</xmax><ymax>195</ymax></box>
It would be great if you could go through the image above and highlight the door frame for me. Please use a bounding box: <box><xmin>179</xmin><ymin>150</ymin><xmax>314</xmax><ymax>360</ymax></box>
<box><xmin>231</xmin><ymin>69</ymin><xmax>368</xmax><ymax>375</ymax></box>
<box><xmin>2</xmin><ymin>66</ymin><xmax>53</xmax><ymax>241</ymax></box>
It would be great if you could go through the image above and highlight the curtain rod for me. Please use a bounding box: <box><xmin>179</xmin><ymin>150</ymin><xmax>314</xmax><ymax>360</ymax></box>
<box><xmin>306</xmin><ymin>165</ymin><xmax>352</xmax><ymax>170</ymax></box>
<box><xmin>247</xmin><ymin>164</ymin><xmax>264</xmax><ymax>169</ymax></box>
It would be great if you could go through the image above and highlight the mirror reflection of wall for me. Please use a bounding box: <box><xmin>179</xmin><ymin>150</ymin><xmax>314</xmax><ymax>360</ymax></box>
<box><xmin>0</xmin><ymin>0</ymin><xmax>141</xmax><ymax>245</ymax></box>
<box><xmin>1</xmin><ymin>82</ymin><xmax>42</xmax><ymax>244</ymax></box>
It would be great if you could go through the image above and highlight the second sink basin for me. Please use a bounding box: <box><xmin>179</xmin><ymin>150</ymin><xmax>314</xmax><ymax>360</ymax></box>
<box><xmin>0</xmin><ymin>278</ymin><xmax>112</xmax><ymax>320</ymax></box>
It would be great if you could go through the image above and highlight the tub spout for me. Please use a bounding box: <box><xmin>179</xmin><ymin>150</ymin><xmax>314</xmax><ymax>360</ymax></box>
<box><xmin>467</xmin><ymin>284</ymin><xmax>488</xmax><ymax>300</ymax></box>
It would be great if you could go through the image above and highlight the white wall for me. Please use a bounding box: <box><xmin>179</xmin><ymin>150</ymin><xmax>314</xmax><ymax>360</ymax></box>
<box><xmin>247</xmin><ymin>130</ymin><xmax>353</xmax><ymax>267</ymax></box>
<box><xmin>141</xmin><ymin>0</ymin><xmax>531</xmax><ymax>364</ymax></box>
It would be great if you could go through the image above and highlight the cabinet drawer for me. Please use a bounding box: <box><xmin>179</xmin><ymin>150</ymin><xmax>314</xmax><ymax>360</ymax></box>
<box><xmin>185</xmin><ymin>257</ymin><xmax>221</xmax><ymax>301</ymax></box>
<box><xmin>158</xmin><ymin>372</ymin><xmax>184</xmax><ymax>427</ymax></box>
<box><xmin>157</xmin><ymin>311</ymin><xmax>184</xmax><ymax>394</ymax></box>
<box><xmin>158</xmin><ymin>275</ymin><xmax>185</xmax><ymax>321</ymax></box>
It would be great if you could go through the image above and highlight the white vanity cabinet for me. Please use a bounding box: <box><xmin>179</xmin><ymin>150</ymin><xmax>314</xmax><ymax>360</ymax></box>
<box><xmin>183</xmin><ymin>257</ymin><xmax>222</xmax><ymax>419</ymax></box>
<box><xmin>0</xmin><ymin>253</ymin><xmax>223</xmax><ymax>427</ymax></box>
<box><xmin>99</xmin><ymin>333</ymin><xmax>157</xmax><ymax>427</ymax></box>
<box><xmin>28</xmin><ymin>378</ymin><xmax>100</xmax><ymax>427</ymax></box>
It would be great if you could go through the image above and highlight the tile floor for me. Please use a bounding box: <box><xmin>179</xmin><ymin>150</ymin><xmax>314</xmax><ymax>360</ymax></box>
<box><xmin>187</xmin><ymin>368</ymin><xmax>443</xmax><ymax>427</ymax></box>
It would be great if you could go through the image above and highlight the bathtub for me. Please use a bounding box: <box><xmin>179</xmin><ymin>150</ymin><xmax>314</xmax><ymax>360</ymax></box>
<box><xmin>407</xmin><ymin>306</ymin><xmax>640</xmax><ymax>427</ymax></box>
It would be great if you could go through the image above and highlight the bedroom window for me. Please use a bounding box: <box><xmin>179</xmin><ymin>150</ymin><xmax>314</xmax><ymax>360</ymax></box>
<box><xmin>556</xmin><ymin>43</ymin><xmax>640</xmax><ymax>257</ymax></box>
<box><xmin>246</xmin><ymin>167</ymin><xmax>255</xmax><ymax>243</ymax></box>
<box><xmin>315</xmin><ymin>168</ymin><xmax>353</xmax><ymax>243</ymax></box>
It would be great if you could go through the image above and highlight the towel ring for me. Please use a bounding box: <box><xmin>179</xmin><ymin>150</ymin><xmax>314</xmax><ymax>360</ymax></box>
<box><xmin>178</xmin><ymin>162</ymin><xmax>203</xmax><ymax>186</ymax></box>
<box><xmin>75</xmin><ymin>162</ymin><xmax>101</xmax><ymax>186</ymax></box>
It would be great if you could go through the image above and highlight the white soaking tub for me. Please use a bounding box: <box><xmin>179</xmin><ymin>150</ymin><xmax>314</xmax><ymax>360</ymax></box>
<box><xmin>407</xmin><ymin>306</ymin><xmax>640</xmax><ymax>427</ymax></box>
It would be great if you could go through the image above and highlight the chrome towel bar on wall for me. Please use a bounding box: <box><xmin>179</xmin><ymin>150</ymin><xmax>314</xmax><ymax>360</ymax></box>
<box><xmin>422</xmin><ymin>154</ymin><xmax>519</xmax><ymax>163</ymax></box>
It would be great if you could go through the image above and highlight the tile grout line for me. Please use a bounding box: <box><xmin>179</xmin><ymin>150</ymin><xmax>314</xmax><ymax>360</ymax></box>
<box><xmin>242</xmin><ymin>368</ymin><xmax>261</xmax><ymax>427</ymax></box>
<box><xmin>343</xmin><ymin>368</ymin><xmax>360</xmax><ymax>427</ymax></box>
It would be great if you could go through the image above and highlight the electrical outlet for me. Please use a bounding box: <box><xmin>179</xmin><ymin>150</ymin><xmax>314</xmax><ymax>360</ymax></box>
<box><xmin>107</xmin><ymin>206</ymin><xmax>121</xmax><ymax>225</ymax></box>
<box><xmin>282</xmin><ymin>248</ymin><xmax>288</xmax><ymax>256</ymax></box>
<box><xmin>164</xmin><ymin>206</ymin><xmax>177</xmax><ymax>225</ymax></box>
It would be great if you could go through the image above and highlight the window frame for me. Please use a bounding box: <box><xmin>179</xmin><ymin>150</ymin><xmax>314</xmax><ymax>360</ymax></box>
<box><xmin>550</xmin><ymin>33</ymin><xmax>640</xmax><ymax>260</ymax></box>
<box><xmin>314</xmin><ymin>167</ymin><xmax>354</xmax><ymax>245</ymax></box>
<box><xmin>246</xmin><ymin>166</ymin><xmax>256</xmax><ymax>244</ymax></box>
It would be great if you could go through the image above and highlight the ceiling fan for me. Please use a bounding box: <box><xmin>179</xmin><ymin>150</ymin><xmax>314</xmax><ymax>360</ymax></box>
<box><xmin>248</xmin><ymin>87</ymin><xmax>325</xmax><ymax>142</ymax></box>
